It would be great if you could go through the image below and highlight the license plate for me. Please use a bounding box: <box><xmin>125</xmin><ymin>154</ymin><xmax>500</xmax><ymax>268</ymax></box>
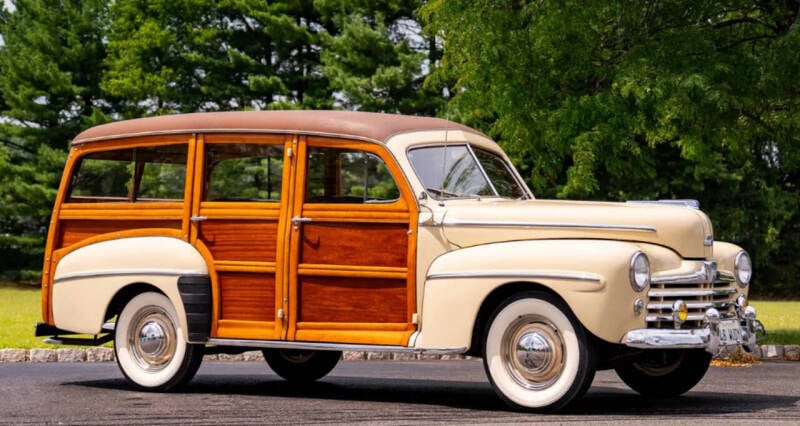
<box><xmin>718</xmin><ymin>319</ymin><xmax>744</xmax><ymax>345</ymax></box>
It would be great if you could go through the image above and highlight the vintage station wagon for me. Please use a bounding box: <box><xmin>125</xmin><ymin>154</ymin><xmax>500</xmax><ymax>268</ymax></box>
<box><xmin>37</xmin><ymin>111</ymin><xmax>761</xmax><ymax>410</ymax></box>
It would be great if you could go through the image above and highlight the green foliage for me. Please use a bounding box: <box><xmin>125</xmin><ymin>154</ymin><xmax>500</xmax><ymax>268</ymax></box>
<box><xmin>103</xmin><ymin>0</ymin><xmax>332</xmax><ymax>113</ymax></box>
<box><xmin>318</xmin><ymin>0</ymin><xmax>444</xmax><ymax>114</ymax></box>
<box><xmin>0</xmin><ymin>0</ymin><xmax>109</xmax><ymax>279</ymax></box>
<box><xmin>423</xmin><ymin>0</ymin><xmax>800</xmax><ymax>296</ymax></box>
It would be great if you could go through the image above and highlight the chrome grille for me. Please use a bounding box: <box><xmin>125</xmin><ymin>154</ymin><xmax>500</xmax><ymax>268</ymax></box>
<box><xmin>646</xmin><ymin>261</ymin><xmax>739</xmax><ymax>329</ymax></box>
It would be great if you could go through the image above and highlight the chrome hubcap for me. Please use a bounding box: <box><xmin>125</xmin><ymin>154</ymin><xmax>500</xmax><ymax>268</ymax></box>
<box><xmin>128</xmin><ymin>307</ymin><xmax>177</xmax><ymax>372</ymax></box>
<box><xmin>502</xmin><ymin>316</ymin><xmax>564</xmax><ymax>389</ymax></box>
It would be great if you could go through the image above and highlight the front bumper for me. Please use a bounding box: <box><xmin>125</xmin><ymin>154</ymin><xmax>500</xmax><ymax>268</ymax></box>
<box><xmin>623</xmin><ymin>306</ymin><xmax>765</xmax><ymax>355</ymax></box>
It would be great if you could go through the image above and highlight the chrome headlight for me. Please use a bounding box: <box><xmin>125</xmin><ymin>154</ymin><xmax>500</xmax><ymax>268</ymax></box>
<box><xmin>629</xmin><ymin>251</ymin><xmax>650</xmax><ymax>292</ymax></box>
<box><xmin>734</xmin><ymin>250</ymin><xmax>752</xmax><ymax>288</ymax></box>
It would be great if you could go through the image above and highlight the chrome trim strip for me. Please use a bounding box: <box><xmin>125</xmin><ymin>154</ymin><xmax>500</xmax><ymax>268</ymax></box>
<box><xmin>426</xmin><ymin>271</ymin><xmax>602</xmax><ymax>282</ymax></box>
<box><xmin>441</xmin><ymin>219</ymin><xmax>656</xmax><ymax>232</ymax></box>
<box><xmin>647</xmin><ymin>288</ymin><xmax>737</xmax><ymax>298</ymax></box>
<box><xmin>651</xmin><ymin>261</ymin><xmax>716</xmax><ymax>284</ymax></box>
<box><xmin>626</xmin><ymin>199</ymin><xmax>700</xmax><ymax>209</ymax></box>
<box><xmin>207</xmin><ymin>338</ymin><xmax>466</xmax><ymax>355</ymax></box>
<box><xmin>53</xmin><ymin>269</ymin><xmax>206</xmax><ymax>284</ymax></box>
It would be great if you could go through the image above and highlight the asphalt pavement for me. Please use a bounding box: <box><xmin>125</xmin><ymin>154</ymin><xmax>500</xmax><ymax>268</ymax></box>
<box><xmin>1</xmin><ymin>359</ymin><xmax>798</xmax><ymax>424</ymax></box>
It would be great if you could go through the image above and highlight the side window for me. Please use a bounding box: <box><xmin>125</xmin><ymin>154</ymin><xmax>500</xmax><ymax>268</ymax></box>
<box><xmin>68</xmin><ymin>145</ymin><xmax>187</xmax><ymax>202</ymax></box>
<box><xmin>306</xmin><ymin>147</ymin><xmax>400</xmax><ymax>203</ymax></box>
<box><xmin>205</xmin><ymin>143</ymin><xmax>284</xmax><ymax>201</ymax></box>
<box><xmin>472</xmin><ymin>148</ymin><xmax>527</xmax><ymax>199</ymax></box>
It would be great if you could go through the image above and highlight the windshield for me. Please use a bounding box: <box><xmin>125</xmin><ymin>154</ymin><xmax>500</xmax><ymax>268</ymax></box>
<box><xmin>407</xmin><ymin>144</ymin><xmax>529</xmax><ymax>199</ymax></box>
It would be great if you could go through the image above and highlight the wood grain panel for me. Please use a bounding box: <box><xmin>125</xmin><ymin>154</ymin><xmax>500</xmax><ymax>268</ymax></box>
<box><xmin>298</xmin><ymin>276</ymin><xmax>407</xmax><ymax>323</ymax></box>
<box><xmin>200</xmin><ymin>220</ymin><xmax>278</xmax><ymax>262</ymax></box>
<box><xmin>58</xmin><ymin>219</ymin><xmax>181</xmax><ymax>248</ymax></box>
<box><xmin>300</xmin><ymin>222</ymin><xmax>408</xmax><ymax>267</ymax></box>
<box><xmin>219</xmin><ymin>272</ymin><xmax>275</xmax><ymax>322</ymax></box>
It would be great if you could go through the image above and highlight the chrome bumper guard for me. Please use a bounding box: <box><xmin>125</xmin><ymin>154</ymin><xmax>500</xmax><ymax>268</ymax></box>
<box><xmin>623</xmin><ymin>306</ymin><xmax>765</xmax><ymax>355</ymax></box>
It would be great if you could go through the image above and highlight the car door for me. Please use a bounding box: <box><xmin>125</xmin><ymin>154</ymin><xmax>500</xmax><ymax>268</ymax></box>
<box><xmin>190</xmin><ymin>134</ymin><xmax>292</xmax><ymax>340</ymax></box>
<box><xmin>285</xmin><ymin>136</ymin><xmax>418</xmax><ymax>346</ymax></box>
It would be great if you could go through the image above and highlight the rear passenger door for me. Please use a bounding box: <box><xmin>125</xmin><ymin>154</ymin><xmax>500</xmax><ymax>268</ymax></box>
<box><xmin>285</xmin><ymin>136</ymin><xmax>418</xmax><ymax>346</ymax></box>
<box><xmin>190</xmin><ymin>134</ymin><xmax>291</xmax><ymax>341</ymax></box>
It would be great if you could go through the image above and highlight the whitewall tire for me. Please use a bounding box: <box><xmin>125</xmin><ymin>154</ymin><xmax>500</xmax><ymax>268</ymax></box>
<box><xmin>483</xmin><ymin>291</ymin><xmax>595</xmax><ymax>411</ymax></box>
<box><xmin>114</xmin><ymin>292</ymin><xmax>203</xmax><ymax>391</ymax></box>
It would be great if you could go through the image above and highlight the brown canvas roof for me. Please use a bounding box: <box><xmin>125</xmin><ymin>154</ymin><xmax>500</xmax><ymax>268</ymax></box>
<box><xmin>72</xmin><ymin>110</ymin><xmax>481</xmax><ymax>145</ymax></box>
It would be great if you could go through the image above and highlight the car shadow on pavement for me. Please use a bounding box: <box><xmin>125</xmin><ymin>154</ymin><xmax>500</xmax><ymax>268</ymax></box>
<box><xmin>67</xmin><ymin>374</ymin><xmax>800</xmax><ymax>416</ymax></box>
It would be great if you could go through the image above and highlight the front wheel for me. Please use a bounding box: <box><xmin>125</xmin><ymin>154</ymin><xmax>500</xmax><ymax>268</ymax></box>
<box><xmin>614</xmin><ymin>349</ymin><xmax>711</xmax><ymax>397</ymax></box>
<box><xmin>114</xmin><ymin>292</ymin><xmax>204</xmax><ymax>391</ymax></box>
<box><xmin>483</xmin><ymin>291</ymin><xmax>595</xmax><ymax>411</ymax></box>
<box><xmin>262</xmin><ymin>349</ymin><xmax>341</xmax><ymax>382</ymax></box>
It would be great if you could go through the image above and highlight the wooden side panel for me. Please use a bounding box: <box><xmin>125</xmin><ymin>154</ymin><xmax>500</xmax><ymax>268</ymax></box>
<box><xmin>300</xmin><ymin>222</ymin><xmax>408</xmax><ymax>267</ymax></box>
<box><xmin>58</xmin><ymin>219</ymin><xmax>182</xmax><ymax>248</ymax></box>
<box><xmin>218</xmin><ymin>272</ymin><xmax>275</xmax><ymax>322</ymax></box>
<box><xmin>200</xmin><ymin>220</ymin><xmax>278</xmax><ymax>262</ymax></box>
<box><xmin>298</xmin><ymin>276</ymin><xmax>407</xmax><ymax>323</ymax></box>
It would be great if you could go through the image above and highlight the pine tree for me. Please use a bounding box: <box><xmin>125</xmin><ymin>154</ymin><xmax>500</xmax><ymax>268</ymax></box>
<box><xmin>0</xmin><ymin>0</ymin><xmax>110</xmax><ymax>280</ymax></box>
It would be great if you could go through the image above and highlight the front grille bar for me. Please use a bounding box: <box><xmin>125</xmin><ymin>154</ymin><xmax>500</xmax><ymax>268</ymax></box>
<box><xmin>647</xmin><ymin>301</ymin><xmax>735</xmax><ymax>311</ymax></box>
<box><xmin>648</xmin><ymin>288</ymin><xmax>736</xmax><ymax>298</ymax></box>
<box><xmin>647</xmin><ymin>311</ymin><xmax>738</xmax><ymax>323</ymax></box>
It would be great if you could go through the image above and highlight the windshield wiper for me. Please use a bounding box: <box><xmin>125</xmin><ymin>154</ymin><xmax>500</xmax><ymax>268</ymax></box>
<box><xmin>425</xmin><ymin>187</ymin><xmax>463</xmax><ymax>198</ymax></box>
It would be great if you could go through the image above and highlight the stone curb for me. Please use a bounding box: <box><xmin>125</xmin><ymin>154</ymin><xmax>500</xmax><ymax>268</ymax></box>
<box><xmin>1</xmin><ymin>345</ymin><xmax>798</xmax><ymax>363</ymax></box>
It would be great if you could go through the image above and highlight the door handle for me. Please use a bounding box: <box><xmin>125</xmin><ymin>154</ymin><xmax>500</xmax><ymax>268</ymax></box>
<box><xmin>291</xmin><ymin>216</ymin><xmax>312</xmax><ymax>231</ymax></box>
<box><xmin>190</xmin><ymin>215</ymin><xmax>208</xmax><ymax>223</ymax></box>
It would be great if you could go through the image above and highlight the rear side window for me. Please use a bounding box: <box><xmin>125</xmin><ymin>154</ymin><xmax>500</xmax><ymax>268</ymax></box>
<box><xmin>67</xmin><ymin>144</ymin><xmax>188</xmax><ymax>202</ymax></box>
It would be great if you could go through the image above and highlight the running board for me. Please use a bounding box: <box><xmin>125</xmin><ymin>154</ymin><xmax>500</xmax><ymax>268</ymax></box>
<box><xmin>44</xmin><ymin>334</ymin><xmax>114</xmax><ymax>346</ymax></box>
<box><xmin>39</xmin><ymin>322</ymin><xmax>116</xmax><ymax>346</ymax></box>
<box><xmin>206</xmin><ymin>338</ymin><xmax>466</xmax><ymax>355</ymax></box>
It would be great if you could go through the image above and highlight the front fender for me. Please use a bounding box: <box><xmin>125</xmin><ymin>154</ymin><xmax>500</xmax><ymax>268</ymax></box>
<box><xmin>52</xmin><ymin>236</ymin><xmax>208</xmax><ymax>336</ymax></box>
<box><xmin>414</xmin><ymin>240</ymin><xmax>647</xmax><ymax>349</ymax></box>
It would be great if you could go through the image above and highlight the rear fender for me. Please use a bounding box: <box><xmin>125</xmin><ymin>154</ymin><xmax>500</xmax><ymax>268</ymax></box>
<box><xmin>51</xmin><ymin>236</ymin><xmax>208</xmax><ymax>338</ymax></box>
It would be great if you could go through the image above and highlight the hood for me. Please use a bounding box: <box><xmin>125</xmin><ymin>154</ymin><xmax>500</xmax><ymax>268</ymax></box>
<box><xmin>436</xmin><ymin>199</ymin><xmax>713</xmax><ymax>259</ymax></box>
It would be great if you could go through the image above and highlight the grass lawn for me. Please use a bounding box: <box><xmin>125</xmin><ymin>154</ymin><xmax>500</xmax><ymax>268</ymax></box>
<box><xmin>1</xmin><ymin>286</ymin><xmax>797</xmax><ymax>348</ymax></box>
<box><xmin>751</xmin><ymin>300</ymin><xmax>800</xmax><ymax>345</ymax></box>
<box><xmin>0</xmin><ymin>286</ymin><xmax>61</xmax><ymax>349</ymax></box>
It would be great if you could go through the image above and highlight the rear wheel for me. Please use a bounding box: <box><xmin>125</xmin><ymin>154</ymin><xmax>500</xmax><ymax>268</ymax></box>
<box><xmin>483</xmin><ymin>291</ymin><xmax>595</xmax><ymax>411</ymax></box>
<box><xmin>614</xmin><ymin>349</ymin><xmax>711</xmax><ymax>397</ymax></box>
<box><xmin>114</xmin><ymin>292</ymin><xmax>204</xmax><ymax>391</ymax></box>
<box><xmin>262</xmin><ymin>349</ymin><xmax>341</xmax><ymax>382</ymax></box>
